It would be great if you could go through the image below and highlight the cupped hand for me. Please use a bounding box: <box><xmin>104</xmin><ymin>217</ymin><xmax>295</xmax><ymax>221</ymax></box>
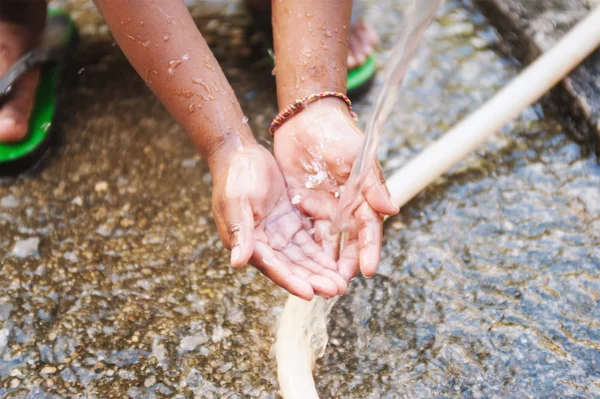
<box><xmin>211</xmin><ymin>142</ymin><xmax>347</xmax><ymax>300</ymax></box>
<box><xmin>273</xmin><ymin>98</ymin><xmax>399</xmax><ymax>282</ymax></box>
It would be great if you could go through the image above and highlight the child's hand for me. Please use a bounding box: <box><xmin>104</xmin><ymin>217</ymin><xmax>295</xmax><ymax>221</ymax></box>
<box><xmin>211</xmin><ymin>142</ymin><xmax>347</xmax><ymax>300</ymax></box>
<box><xmin>273</xmin><ymin>98</ymin><xmax>399</xmax><ymax>282</ymax></box>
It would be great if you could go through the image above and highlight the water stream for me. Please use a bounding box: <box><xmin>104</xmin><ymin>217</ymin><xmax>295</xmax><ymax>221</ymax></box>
<box><xmin>333</xmin><ymin>0</ymin><xmax>444</xmax><ymax>233</ymax></box>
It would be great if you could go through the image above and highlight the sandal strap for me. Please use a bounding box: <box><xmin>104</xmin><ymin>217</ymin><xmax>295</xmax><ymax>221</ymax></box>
<box><xmin>0</xmin><ymin>47</ymin><xmax>57</xmax><ymax>101</ymax></box>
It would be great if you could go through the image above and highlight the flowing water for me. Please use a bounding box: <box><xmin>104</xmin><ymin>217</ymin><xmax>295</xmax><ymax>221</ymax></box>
<box><xmin>333</xmin><ymin>0</ymin><xmax>444</xmax><ymax>233</ymax></box>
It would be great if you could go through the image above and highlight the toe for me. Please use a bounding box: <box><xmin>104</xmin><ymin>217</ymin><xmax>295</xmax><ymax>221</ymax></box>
<box><xmin>0</xmin><ymin>68</ymin><xmax>39</xmax><ymax>142</ymax></box>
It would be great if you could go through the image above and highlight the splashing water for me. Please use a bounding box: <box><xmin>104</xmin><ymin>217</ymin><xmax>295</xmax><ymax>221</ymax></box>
<box><xmin>276</xmin><ymin>2</ymin><xmax>444</xmax><ymax>399</ymax></box>
<box><xmin>332</xmin><ymin>0</ymin><xmax>443</xmax><ymax>234</ymax></box>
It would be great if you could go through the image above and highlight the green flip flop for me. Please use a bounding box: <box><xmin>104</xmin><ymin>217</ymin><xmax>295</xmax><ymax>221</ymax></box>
<box><xmin>0</xmin><ymin>8</ymin><xmax>77</xmax><ymax>174</ymax></box>
<box><xmin>246</xmin><ymin>4</ymin><xmax>376</xmax><ymax>100</ymax></box>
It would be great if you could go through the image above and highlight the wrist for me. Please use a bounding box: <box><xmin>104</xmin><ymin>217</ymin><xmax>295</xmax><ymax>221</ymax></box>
<box><xmin>204</xmin><ymin>125</ymin><xmax>257</xmax><ymax>177</ymax></box>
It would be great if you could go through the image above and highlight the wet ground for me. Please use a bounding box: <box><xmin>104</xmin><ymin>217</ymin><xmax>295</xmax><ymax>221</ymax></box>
<box><xmin>1</xmin><ymin>0</ymin><xmax>599</xmax><ymax>398</ymax></box>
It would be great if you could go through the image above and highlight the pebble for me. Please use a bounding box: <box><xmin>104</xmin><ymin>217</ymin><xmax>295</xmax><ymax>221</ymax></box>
<box><xmin>63</xmin><ymin>252</ymin><xmax>79</xmax><ymax>263</ymax></box>
<box><xmin>71</xmin><ymin>196</ymin><xmax>84</xmax><ymax>206</ymax></box>
<box><xmin>10</xmin><ymin>369</ymin><xmax>22</xmax><ymax>377</ymax></box>
<box><xmin>181</xmin><ymin>158</ymin><xmax>198</xmax><ymax>168</ymax></box>
<box><xmin>179</xmin><ymin>332</ymin><xmax>208</xmax><ymax>352</ymax></box>
<box><xmin>0</xmin><ymin>195</ymin><xmax>19</xmax><ymax>208</ymax></box>
<box><xmin>94</xmin><ymin>181</ymin><xmax>108</xmax><ymax>192</ymax></box>
<box><xmin>11</xmin><ymin>237</ymin><xmax>40</xmax><ymax>258</ymax></box>
<box><xmin>10</xmin><ymin>378</ymin><xmax>20</xmax><ymax>388</ymax></box>
<box><xmin>40</xmin><ymin>366</ymin><xmax>57</xmax><ymax>374</ymax></box>
<box><xmin>144</xmin><ymin>375</ymin><xmax>157</xmax><ymax>388</ymax></box>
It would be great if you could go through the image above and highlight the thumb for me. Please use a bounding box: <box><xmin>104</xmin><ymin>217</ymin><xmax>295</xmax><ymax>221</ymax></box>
<box><xmin>363</xmin><ymin>165</ymin><xmax>399</xmax><ymax>216</ymax></box>
<box><xmin>225</xmin><ymin>200</ymin><xmax>255</xmax><ymax>268</ymax></box>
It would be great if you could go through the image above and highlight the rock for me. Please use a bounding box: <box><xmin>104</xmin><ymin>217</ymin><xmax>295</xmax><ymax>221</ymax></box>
<box><xmin>0</xmin><ymin>195</ymin><xmax>20</xmax><ymax>208</ymax></box>
<box><xmin>40</xmin><ymin>366</ymin><xmax>57</xmax><ymax>374</ymax></box>
<box><xmin>474</xmin><ymin>0</ymin><xmax>600</xmax><ymax>154</ymax></box>
<box><xmin>9</xmin><ymin>369</ymin><xmax>22</xmax><ymax>377</ymax></box>
<box><xmin>63</xmin><ymin>252</ymin><xmax>79</xmax><ymax>263</ymax></box>
<box><xmin>0</xmin><ymin>328</ymin><xmax>9</xmax><ymax>350</ymax></box>
<box><xmin>181</xmin><ymin>158</ymin><xmax>198</xmax><ymax>168</ymax></box>
<box><xmin>11</xmin><ymin>237</ymin><xmax>40</xmax><ymax>258</ymax></box>
<box><xmin>144</xmin><ymin>375</ymin><xmax>157</xmax><ymax>388</ymax></box>
<box><xmin>179</xmin><ymin>332</ymin><xmax>209</xmax><ymax>352</ymax></box>
<box><xmin>94</xmin><ymin>181</ymin><xmax>108</xmax><ymax>192</ymax></box>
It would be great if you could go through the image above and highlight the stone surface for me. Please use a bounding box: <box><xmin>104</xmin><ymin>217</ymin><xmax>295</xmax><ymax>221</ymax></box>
<box><xmin>474</xmin><ymin>0</ymin><xmax>600</xmax><ymax>155</ymax></box>
<box><xmin>0</xmin><ymin>0</ymin><xmax>598</xmax><ymax>398</ymax></box>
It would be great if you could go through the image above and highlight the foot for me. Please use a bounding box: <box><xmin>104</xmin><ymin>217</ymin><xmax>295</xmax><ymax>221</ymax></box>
<box><xmin>347</xmin><ymin>19</ymin><xmax>378</xmax><ymax>69</ymax></box>
<box><xmin>0</xmin><ymin>7</ymin><xmax>45</xmax><ymax>143</ymax></box>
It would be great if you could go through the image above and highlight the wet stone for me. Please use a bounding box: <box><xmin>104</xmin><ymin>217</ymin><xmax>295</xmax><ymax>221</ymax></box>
<box><xmin>10</xmin><ymin>237</ymin><xmax>40</xmax><ymax>258</ymax></box>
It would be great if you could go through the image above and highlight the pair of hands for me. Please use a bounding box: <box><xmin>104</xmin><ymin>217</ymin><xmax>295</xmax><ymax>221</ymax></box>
<box><xmin>211</xmin><ymin>98</ymin><xmax>398</xmax><ymax>300</ymax></box>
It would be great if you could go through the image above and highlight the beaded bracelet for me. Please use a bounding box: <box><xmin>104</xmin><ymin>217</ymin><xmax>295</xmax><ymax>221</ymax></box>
<box><xmin>269</xmin><ymin>91</ymin><xmax>358</xmax><ymax>135</ymax></box>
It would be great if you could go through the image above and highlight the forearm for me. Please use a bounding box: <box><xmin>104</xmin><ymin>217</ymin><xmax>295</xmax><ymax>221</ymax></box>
<box><xmin>272</xmin><ymin>0</ymin><xmax>352</xmax><ymax>108</ymax></box>
<box><xmin>93</xmin><ymin>0</ymin><xmax>254</xmax><ymax>173</ymax></box>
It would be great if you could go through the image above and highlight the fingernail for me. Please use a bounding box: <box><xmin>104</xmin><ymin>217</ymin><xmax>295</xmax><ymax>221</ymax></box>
<box><xmin>231</xmin><ymin>246</ymin><xmax>241</xmax><ymax>265</ymax></box>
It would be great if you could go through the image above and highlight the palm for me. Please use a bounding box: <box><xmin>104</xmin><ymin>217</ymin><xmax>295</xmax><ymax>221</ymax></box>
<box><xmin>211</xmin><ymin>144</ymin><xmax>346</xmax><ymax>300</ymax></box>
<box><xmin>273</xmin><ymin>100</ymin><xmax>398</xmax><ymax>282</ymax></box>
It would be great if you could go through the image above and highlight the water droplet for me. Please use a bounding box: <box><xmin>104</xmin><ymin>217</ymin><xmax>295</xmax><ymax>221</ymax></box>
<box><xmin>188</xmin><ymin>103</ymin><xmax>195</xmax><ymax>114</ymax></box>
<box><xmin>334</xmin><ymin>191</ymin><xmax>340</xmax><ymax>198</ymax></box>
<box><xmin>291</xmin><ymin>195</ymin><xmax>301</xmax><ymax>205</ymax></box>
<box><xmin>169</xmin><ymin>59</ymin><xmax>182</xmax><ymax>68</ymax></box>
<box><xmin>168</xmin><ymin>68</ymin><xmax>174</xmax><ymax>75</ymax></box>
<box><xmin>242</xmin><ymin>116</ymin><xmax>249</xmax><ymax>124</ymax></box>
<box><xmin>308</xmin><ymin>228</ymin><xmax>316</xmax><ymax>235</ymax></box>
<box><xmin>163</xmin><ymin>35</ymin><xmax>169</xmax><ymax>42</ymax></box>
<box><xmin>192</xmin><ymin>78</ymin><xmax>212</xmax><ymax>93</ymax></box>
<box><xmin>140</xmin><ymin>21</ymin><xmax>145</xmax><ymax>26</ymax></box>
<box><xmin>305</xmin><ymin>12</ymin><xmax>314</xmax><ymax>18</ymax></box>
<box><xmin>182</xmin><ymin>53</ymin><xmax>191</xmax><ymax>61</ymax></box>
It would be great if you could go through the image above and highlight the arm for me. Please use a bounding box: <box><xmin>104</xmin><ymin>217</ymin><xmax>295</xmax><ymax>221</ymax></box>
<box><xmin>92</xmin><ymin>0</ymin><xmax>254</xmax><ymax>174</ymax></box>
<box><xmin>272</xmin><ymin>0</ymin><xmax>352</xmax><ymax>107</ymax></box>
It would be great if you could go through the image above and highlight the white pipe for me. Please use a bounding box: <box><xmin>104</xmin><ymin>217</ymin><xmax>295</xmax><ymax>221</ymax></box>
<box><xmin>275</xmin><ymin>5</ymin><xmax>600</xmax><ymax>399</ymax></box>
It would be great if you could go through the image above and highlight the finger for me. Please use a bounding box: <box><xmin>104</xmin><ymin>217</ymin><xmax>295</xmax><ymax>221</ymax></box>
<box><xmin>337</xmin><ymin>239</ymin><xmax>360</xmax><ymax>283</ymax></box>
<box><xmin>223</xmin><ymin>200</ymin><xmax>256</xmax><ymax>268</ymax></box>
<box><xmin>356</xmin><ymin>202</ymin><xmax>383</xmax><ymax>278</ymax></box>
<box><xmin>252</xmin><ymin>242</ymin><xmax>314</xmax><ymax>300</ymax></box>
<box><xmin>282</xmin><ymin>244</ymin><xmax>347</xmax><ymax>296</ymax></box>
<box><xmin>307</xmin><ymin>275</ymin><xmax>338</xmax><ymax>298</ymax></box>
<box><xmin>362</xmin><ymin>165</ymin><xmax>399</xmax><ymax>216</ymax></box>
